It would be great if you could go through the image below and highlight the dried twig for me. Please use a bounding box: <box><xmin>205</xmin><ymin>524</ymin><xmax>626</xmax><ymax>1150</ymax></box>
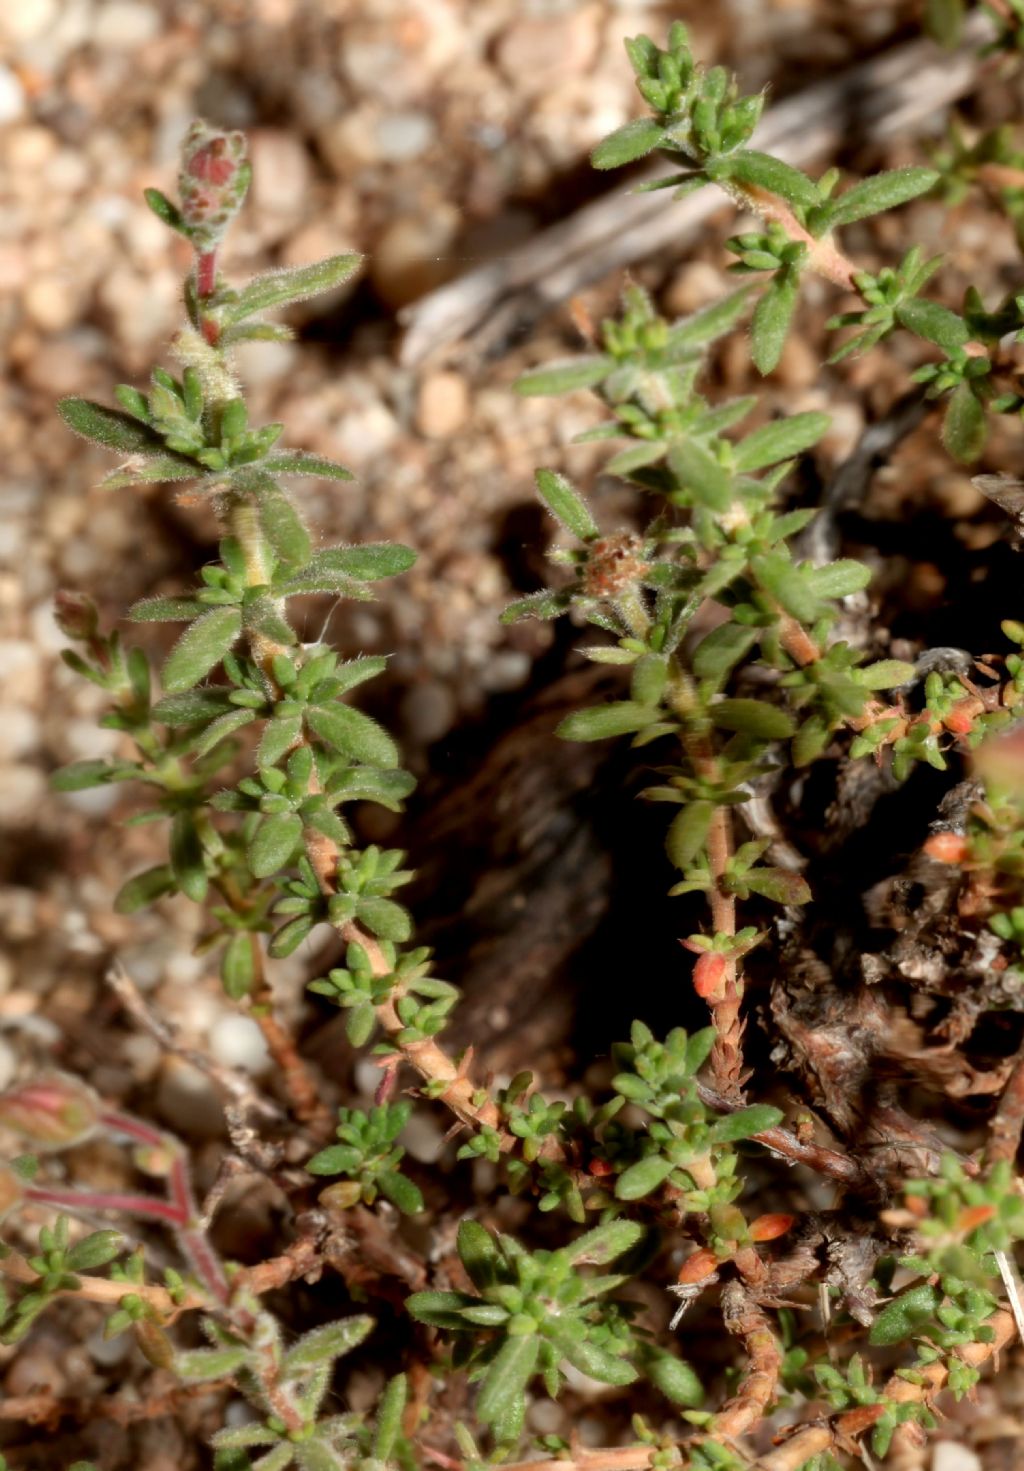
<box><xmin>400</xmin><ymin>15</ymin><xmax>993</xmax><ymax>365</ymax></box>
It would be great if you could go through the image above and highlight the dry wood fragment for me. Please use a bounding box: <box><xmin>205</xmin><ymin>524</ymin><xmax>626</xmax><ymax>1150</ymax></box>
<box><xmin>400</xmin><ymin>15</ymin><xmax>992</xmax><ymax>367</ymax></box>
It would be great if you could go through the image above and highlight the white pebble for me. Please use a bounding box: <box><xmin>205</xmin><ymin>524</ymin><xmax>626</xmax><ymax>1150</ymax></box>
<box><xmin>932</xmin><ymin>1444</ymin><xmax>982</xmax><ymax>1471</ymax></box>
<box><xmin>92</xmin><ymin>1</ymin><xmax>160</xmax><ymax>48</ymax></box>
<box><xmin>209</xmin><ymin>1015</ymin><xmax>271</xmax><ymax>1074</ymax></box>
<box><xmin>0</xmin><ymin>67</ymin><xmax>26</xmax><ymax>124</ymax></box>
<box><xmin>374</xmin><ymin>111</ymin><xmax>436</xmax><ymax>162</ymax></box>
<box><xmin>0</xmin><ymin>1038</ymin><xmax>18</xmax><ymax>1092</ymax></box>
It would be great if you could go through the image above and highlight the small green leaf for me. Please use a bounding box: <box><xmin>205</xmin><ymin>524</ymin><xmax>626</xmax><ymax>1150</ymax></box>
<box><xmin>615</xmin><ymin>1156</ymin><xmax>675</xmax><ymax>1200</ymax></box>
<box><xmin>221</xmin><ymin>933</ymin><xmax>256</xmax><ymax>1000</ymax></box>
<box><xmin>793</xmin><ymin>714</ymin><xmax>831</xmax><ymax>767</ymax></box>
<box><xmin>258</xmin><ymin>489</ymin><xmax>311</xmax><ymax>567</ymax></box>
<box><xmin>458</xmin><ymin>1219</ymin><xmax>502</xmax><ymax>1289</ymax></box>
<box><xmin>144</xmin><ymin>187</ymin><xmax>191</xmax><ymax>238</ymax></box>
<box><xmin>193</xmin><ymin>708</ymin><xmax>256</xmax><ymax>757</ymax></box>
<box><xmin>282</xmin><ymin>1315</ymin><xmax>374</xmax><ymax>1375</ymax></box>
<box><xmin>743</xmin><ymin>867</ymin><xmax>812</xmax><ymax>905</ymax></box>
<box><xmin>809</xmin><ymin>560</ymin><xmax>871</xmax><ymax>598</ymax></box>
<box><xmin>261</xmin><ymin>451</ymin><xmax>355</xmax><ymax>481</ymax></box>
<box><xmin>373</xmin><ymin>1374</ymin><xmax>407</xmax><ymax>1461</ymax></box>
<box><xmin>925</xmin><ymin>0</ymin><xmax>965</xmax><ymax>45</ymax></box>
<box><xmin>895</xmin><ymin>298</ymin><xmax>969</xmax><ymax>352</ymax></box>
<box><xmin>129</xmin><ymin>597</ymin><xmax>202</xmax><ymax>623</ymax></box>
<box><xmin>269</xmin><ymin>914</ymin><xmax>315</xmax><ymax>958</ymax></box>
<box><xmin>152</xmin><ymin>690</ymin><xmax>231</xmax><ymax>725</ymax></box>
<box><xmin>306</xmin><ymin>704</ymin><xmax>399</xmax><ymax>768</ymax></box>
<box><xmin>309</xmin><ymin>544</ymin><xmax>416</xmax><ymax>582</ymax></box>
<box><xmin>556</xmin><ymin>702</ymin><xmax>659</xmax><ymax>742</ymax></box>
<box><xmin>751</xmin><ymin>273</ymin><xmax>800</xmax><ymax>375</ymax></box>
<box><xmin>666</xmin><ymin>800</ymin><xmax>714</xmax><ymax>870</ymax></box>
<box><xmin>855</xmin><ymin>659</ymin><xmax>916</xmax><ymax>690</ymax></box>
<box><xmin>693</xmin><ymin>624</ymin><xmax>758</xmax><ymax>684</ymax></box>
<box><xmin>378</xmin><ymin>1172</ymin><xmax>424</xmax><ymax>1215</ymax></box>
<box><xmin>710</xmin><ymin>699</ymin><xmax>795</xmax><ymax>739</ymax></box>
<box><xmin>869</xmin><ymin>1284</ymin><xmax>939</xmax><ymax>1346</ymax></box>
<box><xmin>667</xmin><ymin>438</ymin><xmax>732</xmax><ymax>512</ymax></box>
<box><xmin>516</xmin><ymin>357</ymin><xmax>613</xmax><ymax>396</ymax></box>
<box><xmin>357</xmin><ymin>897</ymin><xmax>412</xmax><ymax>943</ymax></box>
<box><xmin>226</xmin><ymin>254</ymin><xmax>363</xmax><ymax>322</ymax></box>
<box><xmin>162</xmin><ymin>607</ymin><xmax>242</xmax><ymax>692</ymax></box>
<box><xmin>250</xmin><ymin>812</ymin><xmax>304</xmax><ymax>878</ymax></box>
<box><xmin>114</xmin><ymin>864</ymin><xmax>177</xmax><ymax>914</ymax></box>
<box><xmin>562</xmin><ymin>1219</ymin><xmax>644</xmax><ymax>1265</ymax></box>
<box><xmin>170</xmin><ymin>810</ymin><xmax>207</xmax><ymax>903</ymax></box>
<box><xmin>828</xmin><ymin>168</ymin><xmax>938</xmax><ymax>228</ymax></box>
<box><xmin>707</xmin><ymin>1103</ymin><xmax>782</xmax><ymax>1143</ymax></box>
<box><xmin>724</xmin><ymin>151</ymin><xmax>819</xmax><ymax>206</ymax></box>
<box><xmin>591</xmin><ymin>118</ymin><xmax>666</xmax><ymax>170</ymax></box>
<box><xmin>535</xmin><ymin>468</ymin><xmax>598</xmax><ymax>540</ymax></box>
<box><xmin>406</xmin><ymin>1290</ymin><xmax>479</xmax><ymax>1329</ymax></box>
<box><xmin>177</xmin><ymin>1346</ymin><xmax>249</xmax><ymax>1382</ymax></box>
<box><xmin>476</xmin><ymin>1334</ymin><xmax>540</xmax><ymax>1425</ymax></box>
<box><xmin>345</xmin><ymin>1001</ymin><xmax>376</xmax><ymax>1048</ymax></box>
<box><xmin>51</xmin><ymin>759</ymin><xmax>129</xmax><ymax>792</ymax></box>
<box><xmin>732</xmin><ymin>411</ymin><xmax>829</xmax><ymax>473</ymax></box>
<box><xmin>943</xmin><ymin>381</ymin><xmax>987</xmax><ymax>464</ymax></box>
<box><xmin>66</xmin><ymin>1230</ymin><xmax>122</xmax><ymax>1272</ymax></box>
<box><xmin>100</xmin><ymin>454</ymin><xmax>197</xmax><ymax>490</ymax></box>
<box><xmin>58</xmin><ymin>397</ymin><xmax>166</xmax><ymax>455</ymax></box>
<box><xmin>646</xmin><ymin>1351</ymin><xmax>704</xmax><ymax>1407</ymax></box>
<box><xmin>668</xmin><ymin>285</ymin><xmax>754</xmax><ymax>351</ymax></box>
<box><xmin>560</xmin><ymin>1338</ymin><xmax>638</xmax><ymax>1386</ymax></box>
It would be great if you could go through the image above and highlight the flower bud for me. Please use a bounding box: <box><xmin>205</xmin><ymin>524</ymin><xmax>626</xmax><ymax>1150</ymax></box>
<box><xmin>178</xmin><ymin>121</ymin><xmax>251</xmax><ymax>251</ymax></box>
<box><xmin>54</xmin><ymin>590</ymin><xmax>99</xmax><ymax>642</ymax></box>
<box><xmin>0</xmin><ymin>1073</ymin><xmax>101</xmax><ymax>1149</ymax></box>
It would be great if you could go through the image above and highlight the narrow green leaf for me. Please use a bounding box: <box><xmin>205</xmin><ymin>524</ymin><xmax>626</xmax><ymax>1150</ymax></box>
<box><xmin>357</xmin><ymin>897</ymin><xmax>412</xmax><ymax>943</ymax></box>
<box><xmin>808</xmin><ymin>560</ymin><xmax>871</xmax><ymax>598</ymax></box>
<box><xmin>501</xmin><ymin>589</ymin><xmax>572</xmax><ymax>623</ymax></box>
<box><xmin>591</xmin><ymin>118</ymin><xmax>666</xmax><ymax>170</ymax></box>
<box><xmin>855</xmin><ymin>659</ymin><xmax>916</xmax><ymax>690</ymax></box>
<box><xmin>129</xmin><ymin>597</ymin><xmax>202</xmax><ymax>622</ymax></box>
<box><xmin>161</xmin><ymin>607</ymin><xmax>242</xmax><ymax>692</ymax></box>
<box><xmin>516</xmin><ymin>357</ymin><xmax>613</xmax><ymax>396</ymax></box>
<box><xmin>605</xmin><ymin>442</ymin><xmax>667</xmax><ymax>477</ymax></box>
<box><xmin>177</xmin><ymin>1347</ymin><xmax>249</xmax><ymax>1381</ymax></box>
<box><xmin>895</xmin><ymin>298</ymin><xmax>969</xmax><ymax>352</ymax></box>
<box><xmin>114</xmin><ymin>864</ymin><xmax>177</xmax><ymax>914</ymax></box>
<box><xmin>560</xmin><ymin>1337</ymin><xmax>638</xmax><ymax>1386</ymax></box>
<box><xmin>66</xmin><ymin>1230</ymin><xmax>122</xmax><ymax>1271</ymax></box>
<box><xmin>555</xmin><ymin>702</ymin><xmax>659</xmax><ymax>742</ymax></box>
<box><xmin>476</xmin><ymin>1334</ymin><xmax>540</xmax><ymax>1425</ymax></box>
<box><xmin>710</xmin><ymin>699</ymin><xmax>795</xmax><ymax>739</ymax></box>
<box><xmin>226</xmin><ymin>254</ymin><xmax>363</xmax><ymax>322</ymax></box>
<box><xmin>250</xmin><ymin>812</ymin><xmax>303</xmax><ymax>878</ymax></box>
<box><xmin>373</xmin><ymin>1375</ymin><xmax>407</xmax><ymax>1461</ymax></box>
<box><xmin>282</xmin><ymin>1315</ymin><xmax>374</xmax><ymax>1375</ymax></box>
<box><xmin>743</xmin><ymin>867</ymin><xmax>812</xmax><ymax>905</ymax></box>
<box><xmin>100</xmin><ymin>454</ymin><xmax>198</xmax><ymax>490</ymax></box>
<box><xmin>57</xmin><ymin>398</ymin><xmax>165</xmax><ymax>455</ymax></box>
<box><xmin>562</xmin><ymin>1219</ymin><xmax>644</xmax><ymax>1266</ymax></box>
<box><xmin>666</xmin><ymin>800</ymin><xmax>714</xmax><ymax>870</ymax></box>
<box><xmin>257</xmin><ymin>489</ymin><xmax>311</xmax><ymax>568</ymax></box>
<box><xmin>693</xmin><ymin>624</ymin><xmax>758</xmax><ymax>684</ymax></box>
<box><xmin>724</xmin><ymin>151</ymin><xmax>819</xmax><ymax>206</ymax></box>
<box><xmin>405</xmin><ymin>1290</ymin><xmax>479</xmax><ymax>1329</ymax></box>
<box><xmin>259</xmin><ymin>715</ymin><xmax>303</xmax><ymax>768</ymax></box>
<box><xmin>345</xmin><ymin>1001</ymin><xmax>376</xmax><ymax>1048</ymax></box>
<box><xmin>667</xmin><ymin>437</ymin><xmax>732</xmax><ymax>511</ymax></box>
<box><xmin>828</xmin><ymin>167</ymin><xmax>938</xmax><ymax>228</ymax></box>
<box><xmin>144</xmin><ymin>187</ymin><xmax>191</xmax><ymax>238</ymax></box>
<box><xmin>170</xmin><ymin>810</ymin><xmax>207</xmax><ymax>903</ymax></box>
<box><xmin>535</xmin><ymin>468</ymin><xmax>598</xmax><ymax>540</ymax></box>
<box><xmin>378</xmin><ymin>1172</ymin><xmax>424</xmax><ymax>1215</ymax></box>
<box><xmin>615</xmin><ymin>1156</ymin><xmax>675</xmax><ymax>1200</ymax></box>
<box><xmin>51</xmin><ymin>759</ymin><xmax>128</xmax><ymax>792</ymax></box>
<box><xmin>869</xmin><ymin>1285</ymin><xmax>939</xmax><ymax>1345</ymax></box>
<box><xmin>646</xmin><ymin>1352</ymin><xmax>704</xmax><ymax>1406</ymax></box>
<box><xmin>942</xmin><ymin>381</ymin><xmax>987</xmax><ymax>463</ymax></box>
<box><xmin>707</xmin><ymin>1103</ymin><xmax>782</xmax><ymax>1143</ymax></box>
<box><xmin>308</xmin><ymin>545</ymin><xmax>416</xmax><ymax>582</ymax></box>
<box><xmin>751</xmin><ymin>274</ymin><xmax>800</xmax><ymax>375</ymax></box>
<box><xmin>458</xmin><ymin>1219</ymin><xmax>502</xmax><ymax>1289</ymax></box>
<box><xmin>269</xmin><ymin>914</ymin><xmax>315</xmax><ymax>958</ymax></box>
<box><xmin>732</xmin><ymin>411</ymin><xmax>830</xmax><ymax>473</ymax></box>
<box><xmin>792</xmin><ymin>714</ymin><xmax>831</xmax><ymax>767</ymax></box>
<box><xmin>668</xmin><ymin>285</ymin><xmax>754</xmax><ymax>351</ymax></box>
<box><xmin>306</xmin><ymin>704</ymin><xmax>399</xmax><ymax>767</ymax></box>
<box><xmin>193</xmin><ymin>708</ymin><xmax>256</xmax><ymax>757</ymax></box>
<box><xmin>260</xmin><ymin>451</ymin><xmax>355</xmax><ymax>481</ymax></box>
<box><xmin>221</xmin><ymin>933</ymin><xmax>256</xmax><ymax>1000</ymax></box>
<box><xmin>152</xmin><ymin>690</ymin><xmax>232</xmax><ymax>726</ymax></box>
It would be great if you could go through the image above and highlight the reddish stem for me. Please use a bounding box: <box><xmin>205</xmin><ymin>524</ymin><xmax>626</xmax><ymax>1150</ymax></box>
<box><xmin>25</xmin><ymin>1183</ymin><xmax>186</xmax><ymax>1228</ymax></box>
<box><xmin>196</xmin><ymin>249</ymin><xmax>217</xmax><ymax>299</ymax></box>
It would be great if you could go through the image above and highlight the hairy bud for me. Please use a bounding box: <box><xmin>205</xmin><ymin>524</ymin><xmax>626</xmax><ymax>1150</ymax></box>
<box><xmin>178</xmin><ymin>120</ymin><xmax>251</xmax><ymax>251</ymax></box>
<box><xmin>54</xmin><ymin>590</ymin><xmax>100</xmax><ymax>642</ymax></box>
<box><xmin>0</xmin><ymin>1073</ymin><xmax>101</xmax><ymax>1149</ymax></box>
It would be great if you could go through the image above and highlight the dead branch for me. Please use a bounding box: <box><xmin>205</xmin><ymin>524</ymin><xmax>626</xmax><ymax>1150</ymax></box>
<box><xmin>400</xmin><ymin>15</ymin><xmax>992</xmax><ymax>366</ymax></box>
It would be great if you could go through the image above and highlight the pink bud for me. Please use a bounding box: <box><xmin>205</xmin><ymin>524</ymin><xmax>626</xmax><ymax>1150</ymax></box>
<box><xmin>0</xmin><ymin>1073</ymin><xmax>100</xmax><ymax>1149</ymax></box>
<box><xmin>177</xmin><ymin>120</ymin><xmax>250</xmax><ymax>252</ymax></box>
<box><xmin>54</xmin><ymin>590</ymin><xmax>99</xmax><ymax>642</ymax></box>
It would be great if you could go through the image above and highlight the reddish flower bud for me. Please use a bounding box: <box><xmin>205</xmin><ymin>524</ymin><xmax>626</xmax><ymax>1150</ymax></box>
<box><xmin>178</xmin><ymin>120</ymin><xmax>250</xmax><ymax>252</ymax></box>
<box><xmin>957</xmin><ymin>1204</ymin><xmax>996</xmax><ymax>1233</ymax></box>
<box><xmin>0</xmin><ymin>1073</ymin><xmax>100</xmax><ymax>1149</ymax></box>
<box><xmin>923</xmin><ymin>831</ymin><xmax>969</xmax><ymax>864</ymax></box>
<box><xmin>677</xmin><ymin>1247</ymin><xmax>719</xmax><ymax>1285</ymax></box>
<box><xmin>54</xmin><ymin>590</ymin><xmax>99</xmax><ymax>642</ymax></box>
<box><xmin>749</xmin><ymin>1212</ymin><xmax>797</xmax><ymax>1243</ymax></box>
<box><xmin>693</xmin><ymin>951</ymin><xmax>727</xmax><ymax>1000</ymax></box>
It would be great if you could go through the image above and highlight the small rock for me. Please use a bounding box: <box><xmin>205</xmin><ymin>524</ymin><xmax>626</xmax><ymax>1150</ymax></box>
<box><xmin>92</xmin><ymin>1</ymin><xmax>161</xmax><ymax>49</ymax></box>
<box><xmin>374</xmin><ymin>111</ymin><xmax>436</xmax><ymax>162</ymax></box>
<box><xmin>495</xmin><ymin>8</ymin><xmax>600</xmax><ymax>91</ymax></box>
<box><xmin>371</xmin><ymin>206</ymin><xmax>460</xmax><ymax>308</ymax></box>
<box><xmin>249</xmin><ymin>129</ymin><xmax>312</xmax><ymax>223</ymax></box>
<box><xmin>932</xmin><ymin>1443</ymin><xmax>982</xmax><ymax>1471</ymax></box>
<box><xmin>0</xmin><ymin>67</ymin><xmax>26</xmax><ymax>124</ymax></box>
<box><xmin>5</xmin><ymin>1344</ymin><xmax>66</xmax><ymax>1397</ymax></box>
<box><xmin>209</xmin><ymin>1015</ymin><xmax>271</xmax><ymax>1074</ymax></box>
<box><xmin>0</xmin><ymin>707</ymin><xmax>38</xmax><ymax>760</ymax></box>
<box><xmin>0</xmin><ymin>0</ymin><xmax>57</xmax><ymax>43</ymax></box>
<box><xmin>23</xmin><ymin>277</ymin><xmax>80</xmax><ymax>333</ymax></box>
<box><xmin>402</xmin><ymin>680</ymin><xmax>456</xmax><ymax>743</ymax></box>
<box><xmin>156</xmin><ymin>1058</ymin><xmax>224</xmax><ymax>1139</ymax></box>
<box><xmin>401</xmin><ymin>1108</ymin><xmax>445</xmax><ymax>1163</ymax></box>
<box><xmin>0</xmin><ymin>765</ymin><xmax>45</xmax><ymax>825</ymax></box>
<box><xmin>416</xmin><ymin>370</ymin><xmax>470</xmax><ymax>439</ymax></box>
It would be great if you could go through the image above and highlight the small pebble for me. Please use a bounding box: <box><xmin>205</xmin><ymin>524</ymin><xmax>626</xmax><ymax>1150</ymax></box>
<box><xmin>932</xmin><ymin>1444</ymin><xmax>982</xmax><ymax>1471</ymax></box>
<box><xmin>374</xmin><ymin>111</ymin><xmax>436</xmax><ymax>162</ymax></box>
<box><xmin>0</xmin><ymin>67</ymin><xmax>27</xmax><ymax>124</ymax></box>
<box><xmin>92</xmin><ymin>1</ymin><xmax>161</xmax><ymax>49</ymax></box>
<box><xmin>416</xmin><ymin>370</ymin><xmax>470</xmax><ymax>439</ymax></box>
<box><xmin>209</xmin><ymin>1015</ymin><xmax>271</xmax><ymax>1074</ymax></box>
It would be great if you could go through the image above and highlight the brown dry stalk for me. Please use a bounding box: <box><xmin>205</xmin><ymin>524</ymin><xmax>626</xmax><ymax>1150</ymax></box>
<box><xmin>711</xmin><ymin>1284</ymin><xmax>784</xmax><ymax>1440</ymax></box>
<box><xmin>0</xmin><ymin>1378</ymin><xmax>231</xmax><ymax>1429</ymax></box>
<box><xmin>988</xmin><ymin>1045</ymin><xmax>1024</xmax><ymax>1165</ymax></box>
<box><xmin>0</xmin><ymin>1245</ymin><xmax>205</xmax><ymax>1316</ymax></box>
